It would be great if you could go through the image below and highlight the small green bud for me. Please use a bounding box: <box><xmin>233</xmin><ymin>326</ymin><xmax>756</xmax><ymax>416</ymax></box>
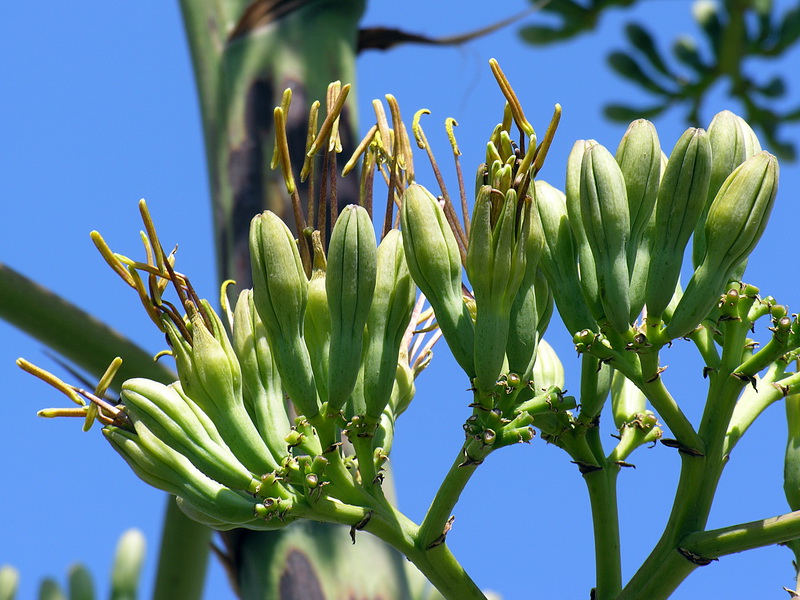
<box><xmin>326</xmin><ymin>205</ymin><xmax>377</xmax><ymax>413</ymax></box>
<box><xmin>160</xmin><ymin>308</ymin><xmax>278</xmax><ymax>475</ymax></box>
<box><xmin>645</xmin><ymin>127</ymin><xmax>712</xmax><ymax>319</ymax></box>
<box><xmin>187</xmin><ymin>306</ymin><xmax>241</xmax><ymax>416</ymax></box>
<box><xmin>303</xmin><ymin>235</ymin><xmax>331</xmax><ymax>403</ymax></box>
<box><xmin>615</xmin><ymin>119</ymin><xmax>661</xmax><ymax>273</ymax></box>
<box><xmin>467</xmin><ymin>186</ymin><xmax>531</xmax><ymax>393</ymax></box>
<box><xmin>565</xmin><ymin>139</ymin><xmax>603</xmax><ymax>322</ymax></box>
<box><xmin>390</xmin><ymin>359</ymin><xmax>416</xmax><ymax>418</ymax></box>
<box><xmin>250</xmin><ymin>211</ymin><xmax>319</xmax><ymax>419</ymax></box>
<box><xmin>534</xmin><ymin>180</ymin><xmax>596</xmax><ymax>335</ymax></box>
<box><xmin>110</xmin><ymin>529</ymin><xmax>146</xmax><ymax>600</ymax></box>
<box><xmin>628</xmin><ymin>206</ymin><xmax>655</xmax><ymax>321</ymax></box>
<box><xmin>532</xmin><ymin>338</ymin><xmax>564</xmax><ymax>391</ymax></box>
<box><xmin>580</xmin><ymin>143</ymin><xmax>632</xmax><ymax>332</ymax></box>
<box><xmin>401</xmin><ymin>183</ymin><xmax>475</xmax><ymax>377</ymax></box>
<box><xmin>363</xmin><ymin>230</ymin><xmax>417</xmax><ymax>419</ymax></box>
<box><xmin>578</xmin><ymin>356</ymin><xmax>613</xmax><ymax>421</ymax></box>
<box><xmin>534</xmin><ymin>268</ymin><xmax>554</xmax><ymax>340</ymax></box>
<box><xmin>0</xmin><ymin>566</ymin><xmax>19</xmax><ymax>600</ymax></box>
<box><xmin>232</xmin><ymin>290</ymin><xmax>291</xmax><ymax>461</ymax></box>
<box><xmin>506</xmin><ymin>202</ymin><xmax>547</xmax><ymax>380</ymax></box>
<box><xmin>693</xmin><ymin>110</ymin><xmax>761</xmax><ymax>268</ymax></box>
<box><xmin>666</xmin><ymin>152</ymin><xmax>778</xmax><ymax>338</ymax></box>
<box><xmin>610</xmin><ymin>370</ymin><xmax>646</xmax><ymax>430</ymax></box>
<box><xmin>121</xmin><ymin>378</ymin><xmax>264</xmax><ymax>490</ymax></box>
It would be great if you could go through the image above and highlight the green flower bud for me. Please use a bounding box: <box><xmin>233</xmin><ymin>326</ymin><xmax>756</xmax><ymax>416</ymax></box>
<box><xmin>363</xmin><ymin>230</ymin><xmax>417</xmax><ymax>420</ymax></box>
<box><xmin>532</xmin><ymin>338</ymin><xmax>564</xmax><ymax>391</ymax></box>
<box><xmin>110</xmin><ymin>530</ymin><xmax>146</xmax><ymax>599</ymax></box>
<box><xmin>628</xmin><ymin>206</ymin><xmax>655</xmax><ymax>322</ymax></box>
<box><xmin>578</xmin><ymin>356</ymin><xmax>613</xmax><ymax>421</ymax></box>
<box><xmin>645</xmin><ymin>127</ymin><xmax>712</xmax><ymax>319</ymax></box>
<box><xmin>785</xmin><ymin>391</ymin><xmax>800</xmax><ymax>512</ymax></box>
<box><xmin>610</xmin><ymin>370</ymin><xmax>646</xmax><ymax>430</ymax></box>
<box><xmin>249</xmin><ymin>211</ymin><xmax>319</xmax><ymax>420</ymax></box>
<box><xmin>391</xmin><ymin>359</ymin><xmax>416</xmax><ymax>418</ymax></box>
<box><xmin>467</xmin><ymin>186</ymin><xmax>531</xmax><ymax>393</ymax></box>
<box><xmin>103</xmin><ymin>426</ymin><xmax>267</xmax><ymax>526</ymax></box>
<box><xmin>232</xmin><ymin>290</ymin><xmax>291</xmax><ymax>461</ymax></box>
<box><xmin>188</xmin><ymin>306</ymin><xmax>240</xmax><ymax>414</ymax></box>
<box><xmin>0</xmin><ymin>567</ymin><xmax>19</xmax><ymax>600</ymax></box>
<box><xmin>666</xmin><ymin>152</ymin><xmax>778</xmax><ymax>338</ymax></box>
<box><xmin>121</xmin><ymin>378</ymin><xmax>263</xmax><ymax>491</ymax></box>
<box><xmin>303</xmin><ymin>235</ymin><xmax>331</xmax><ymax>403</ymax></box>
<box><xmin>401</xmin><ymin>183</ymin><xmax>475</xmax><ymax>377</ymax></box>
<box><xmin>326</xmin><ymin>205</ymin><xmax>377</xmax><ymax>413</ymax></box>
<box><xmin>615</xmin><ymin>119</ymin><xmax>661</xmax><ymax>273</ymax></box>
<box><xmin>534</xmin><ymin>180</ymin><xmax>596</xmax><ymax>335</ymax></box>
<box><xmin>535</xmin><ymin>268</ymin><xmax>554</xmax><ymax>340</ymax></box>
<box><xmin>161</xmin><ymin>311</ymin><xmax>277</xmax><ymax>475</ymax></box>
<box><xmin>580</xmin><ymin>143</ymin><xmax>632</xmax><ymax>332</ymax></box>
<box><xmin>693</xmin><ymin>110</ymin><xmax>761</xmax><ymax>269</ymax></box>
<box><xmin>506</xmin><ymin>204</ymin><xmax>546</xmax><ymax>380</ymax></box>
<box><xmin>565</xmin><ymin>139</ymin><xmax>604</xmax><ymax>322</ymax></box>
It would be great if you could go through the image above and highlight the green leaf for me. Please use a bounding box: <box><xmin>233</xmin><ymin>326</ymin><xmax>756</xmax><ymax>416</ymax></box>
<box><xmin>673</xmin><ymin>36</ymin><xmax>709</xmax><ymax>74</ymax></box>
<box><xmin>538</xmin><ymin>0</ymin><xmax>588</xmax><ymax>20</ymax></box>
<box><xmin>776</xmin><ymin>5</ymin><xmax>800</xmax><ymax>52</ymax></box>
<box><xmin>756</xmin><ymin>75</ymin><xmax>786</xmax><ymax>98</ymax></box>
<box><xmin>519</xmin><ymin>24</ymin><xmax>573</xmax><ymax>44</ymax></box>
<box><xmin>607</xmin><ymin>51</ymin><xmax>671</xmax><ymax>95</ymax></box>
<box><xmin>625</xmin><ymin>22</ymin><xmax>673</xmax><ymax>77</ymax></box>
<box><xmin>784</xmin><ymin>103</ymin><xmax>800</xmax><ymax>121</ymax></box>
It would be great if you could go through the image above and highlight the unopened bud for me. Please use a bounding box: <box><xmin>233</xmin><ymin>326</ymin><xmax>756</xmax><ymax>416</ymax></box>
<box><xmin>667</xmin><ymin>152</ymin><xmax>778</xmax><ymax>338</ymax></box>
<box><xmin>401</xmin><ymin>184</ymin><xmax>475</xmax><ymax>376</ymax></box>
<box><xmin>580</xmin><ymin>143</ymin><xmax>632</xmax><ymax>332</ymax></box>
<box><xmin>249</xmin><ymin>211</ymin><xmax>319</xmax><ymax>419</ymax></box>
<box><xmin>645</xmin><ymin>127</ymin><xmax>711</xmax><ymax>320</ymax></box>
<box><xmin>326</xmin><ymin>205</ymin><xmax>377</xmax><ymax>413</ymax></box>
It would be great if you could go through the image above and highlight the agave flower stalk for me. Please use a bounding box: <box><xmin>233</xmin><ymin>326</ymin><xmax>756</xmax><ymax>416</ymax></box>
<box><xmin>19</xmin><ymin>63</ymin><xmax>800</xmax><ymax>600</ymax></box>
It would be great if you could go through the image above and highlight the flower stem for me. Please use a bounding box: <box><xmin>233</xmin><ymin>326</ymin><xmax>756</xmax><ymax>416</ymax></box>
<box><xmin>583</xmin><ymin>464</ymin><xmax>622</xmax><ymax>599</ymax></box>
<box><xmin>417</xmin><ymin>439</ymin><xmax>489</xmax><ymax>550</ymax></box>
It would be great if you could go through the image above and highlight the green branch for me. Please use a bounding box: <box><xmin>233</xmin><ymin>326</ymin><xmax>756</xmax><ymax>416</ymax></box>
<box><xmin>681</xmin><ymin>510</ymin><xmax>800</xmax><ymax>559</ymax></box>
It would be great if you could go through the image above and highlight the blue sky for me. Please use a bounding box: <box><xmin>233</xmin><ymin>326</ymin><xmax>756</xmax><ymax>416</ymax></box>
<box><xmin>1</xmin><ymin>1</ymin><xmax>799</xmax><ymax>599</ymax></box>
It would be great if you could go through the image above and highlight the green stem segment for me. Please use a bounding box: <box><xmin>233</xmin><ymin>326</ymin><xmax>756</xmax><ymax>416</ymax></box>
<box><xmin>584</xmin><ymin>465</ymin><xmax>622</xmax><ymax>599</ymax></box>
<box><xmin>153</xmin><ymin>499</ymin><xmax>212</xmax><ymax>600</ymax></box>
<box><xmin>620</xmin><ymin>318</ymin><xmax>754</xmax><ymax>599</ymax></box>
<box><xmin>418</xmin><ymin>440</ymin><xmax>489</xmax><ymax>550</ymax></box>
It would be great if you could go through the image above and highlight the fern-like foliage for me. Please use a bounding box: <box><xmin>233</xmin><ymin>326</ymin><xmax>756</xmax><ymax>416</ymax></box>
<box><xmin>520</xmin><ymin>0</ymin><xmax>800</xmax><ymax>159</ymax></box>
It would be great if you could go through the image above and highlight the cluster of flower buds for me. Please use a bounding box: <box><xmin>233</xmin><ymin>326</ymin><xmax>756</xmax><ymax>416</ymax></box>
<box><xmin>536</xmin><ymin>109</ymin><xmax>778</xmax><ymax>343</ymax></box>
<box><xmin>25</xmin><ymin>61</ymin><xmax>791</xmax><ymax>556</ymax></box>
<box><xmin>23</xmin><ymin>80</ymin><xmax>451</xmax><ymax>533</ymax></box>
<box><xmin>24</xmin><ymin>68</ymin><xmax>580</xmax><ymax>536</ymax></box>
<box><xmin>402</xmin><ymin>60</ymin><xmax>562</xmax><ymax>411</ymax></box>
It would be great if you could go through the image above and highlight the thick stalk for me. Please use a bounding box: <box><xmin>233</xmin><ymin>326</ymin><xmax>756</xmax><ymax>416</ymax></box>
<box><xmin>583</xmin><ymin>465</ymin><xmax>622</xmax><ymax>599</ymax></box>
<box><xmin>175</xmin><ymin>2</ymin><xmax>417</xmax><ymax>599</ymax></box>
<box><xmin>418</xmin><ymin>440</ymin><xmax>489</xmax><ymax>550</ymax></box>
<box><xmin>153</xmin><ymin>499</ymin><xmax>212</xmax><ymax>600</ymax></box>
<box><xmin>620</xmin><ymin>320</ymin><xmax>752</xmax><ymax>599</ymax></box>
